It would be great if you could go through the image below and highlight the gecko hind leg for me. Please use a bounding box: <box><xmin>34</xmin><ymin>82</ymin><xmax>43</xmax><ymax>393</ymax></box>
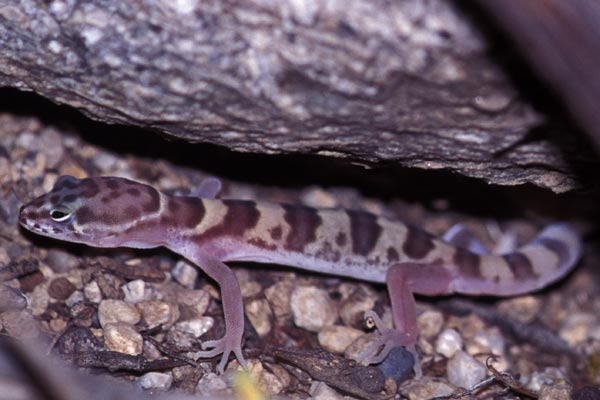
<box><xmin>356</xmin><ymin>262</ymin><xmax>455</xmax><ymax>378</ymax></box>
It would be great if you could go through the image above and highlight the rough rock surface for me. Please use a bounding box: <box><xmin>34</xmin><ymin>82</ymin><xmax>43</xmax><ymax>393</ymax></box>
<box><xmin>0</xmin><ymin>0</ymin><xmax>594</xmax><ymax>192</ymax></box>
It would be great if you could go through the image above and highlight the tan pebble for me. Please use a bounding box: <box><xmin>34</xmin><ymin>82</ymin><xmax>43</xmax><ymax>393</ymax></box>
<box><xmin>339</xmin><ymin>286</ymin><xmax>377</xmax><ymax>327</ymax></box>
<box><xmin>291</xmin><ymin>286</ymin><xmax>337</xmax><ymax>332</ymax></box>
<box><xmin>417</xmin><ymin>309</ymin><xmax>444</xmax><ymax>339</ymax></box>
<box><xmin>98</xmin><ymin>299</ymin><xmax>141</xmax><ymax>327</ymax></box>
<box><xmin>498</xmin><ymin>296</ymin><xmax>541</xmax><ymax>323</ymax></box>
<box><xmin>104</xmin><ymin>323</ymin><xmax>143</xmax><ymax>355</ymax></box>
<box><xmin>137</xmin><ymin>300</ymin><xmax>179</xmax><ymax>329</ymax></box>
<box><xmin>176</xmin><ymin>288</ymin><xmax>210</xmax><ymax>318</ymax></box>
<box><xmin>50</xmin><ymin>317</ymin><xmax>68</xmax><ymax>333</ymax></box>
<box><xmin>1</xmin><ymin>310</ymin><xmax>39</xmax><ymax>339</ymax></box>
<box><xmin>264</xmin><ymin>280</ymin><xmax>294</xmax><ymax>323</ymax></box>
<box><xmin>245</xmin><ymin>299</ymin><xmax>273</xmax><ymax>337</ymax></box>
<box><xmin>318</xmin><ymin>325</ymin><xmax>364</xmax><ymax>354</ymax></box>
<box><xmin>402</xmin><ymin>376</ymin><xmax>456</xmax><ymax>400</ymax></box>
<box><xmin>28</xmin><ymin>282</ymin><xmax>50</xmax><ymax>316</ymax></box>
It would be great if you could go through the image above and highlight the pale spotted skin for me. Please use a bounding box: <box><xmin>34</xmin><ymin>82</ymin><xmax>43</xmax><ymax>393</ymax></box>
<box><xmin>19</xmin><ymin>176</ymin><xmax>582</xmax><ymax>375</ymax></box>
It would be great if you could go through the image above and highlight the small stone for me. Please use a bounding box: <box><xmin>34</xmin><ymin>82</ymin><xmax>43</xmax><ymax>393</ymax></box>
<box><xmin>173</xmin><ymin>317</ymin><xmax>214</xmax><ymax>338</ymax></box>
<box><xmin>172</xmin><ymin>260</ymin><xmax>198</xmax><ymax>288</ymax></box>
<box><xmin>559</xmin><ymin>312</ymin><xmax>596</xmax><ymax>346</ymax></box>
<box><xmin>28</xmin><ymin>283</ymin><xmax>50</xmax><ymax>316</ymax></box>
<box><xmin>168</xmin><ymin>327</ymin><xmax>197</xmax><ymax>350</ymax></box>
<box><xmin>310</xmin><ymin>381</ymin><xmax>345</xmax><ymax>399</ymax></box>
<box><xmin>240</xmin><ymin>280</ymin><xmax>262</xmax><ymax>298</ymax></box>
<box><xmin>338</xmin><ymin>285</ymin><xmax>377</xmax><ymax>328</ymax></box>
<box><xmin>0</xmin><ymin>284</ymin><xmax>27</xmax><ymax>311</ymax></box>
<box><xmin>94</xmin><ymin>272</ymin><xmax>125</xmax><ymax>300</ymax></box>
<box><xmin>45</xmin><ymin>249</ymin><xmax>80</xmax><ymax>273</ymax></box>
<box><xmin>527</xmin><ymin>367</ymin><xmax>568</xmax><ymax>392</ymax></box>
<box><xmin>122</xmin><ymin>279</ymin><xmax>149</xmax><ymax>303</ymax></box>
<box><xmin>264</xmin><ymin>280</ymin><xmax>294</xmax><ymax>323</ymax></box>
<box><xmin>435</xmin><ymin>328</ymin><xmax>463</xmax><ymax>358</ymax></box>
<box><xmin>498</xmin><ymin>296</ymin><xmax>542</xmax><ymax>323</ymax></box>
<box><xmin>1</xmin><ymin>310</ymin><xmax>39</xmax><ymax>339</ymax></box>
<box><xmin>417</xmin><ymin>309</ymin><xmax>444</xmax><ymax>339</ymax></box>
<box><xmin>176</xmin><ymin>288</ymin><xmax>210</xmax><ymax>317</ymax></box>
<box><xmin>139</xmin><ymin>372</ymin><xmax>173</xmax><ymax>391</ymax></box>
<box><xmin>196</xmin><ymin>372</ymin><xmax>227</xmax><ymax>395</ymax></box>
<box><xmin>539</xmin><ymin>382</ymin><xmax>572</xmax><ymax>400</ymax></box>
<box><xmin>70</xmin><ymin>302</ymin><xmax>95</xmax><ymax>327</ymax></box>
<box><xmin>98</xmin><ymin>299</ymin><xmax>141</xmax><ymax>328</ymax></box>
<box><xmin>103</xmin><ymin>323</ymin><xmax>143</xmax><ymax>355</ymax></box>
<box><xmin>466</xmin><ymin>327</ymin><xmax>505</xmax><ymax>358</ymax></box>
<box><xmin>447</xmin><ymin>350</ymin><xmax>487</xmax><ymax>389</ymax></box>
<box><xmin>245</xmin><ymin>299</ymin><xmax>273</xmax><ymax>337</ymax></box>
<box><xmin>403</xmin><ymin>376</ymin><xmax>455</xmax><ymax>400</ymax></box>
<box><xmin>65</xmin><ymin>290</ymin><xmax>85</xmax><ymax>307</ymax></box>
<box><xmin>376</xmin><ymin>347</ymin><xmax>415</xmax><ymax>384</ymax></box>
<box><xmin>18</xmin><ymin>271</ymin><xmax>45</xmax><ymax>293</ymax></box>
<box><xmin>84</xmin><ymin>281</ymin><xmax>102</xmax><ymax>303</ymax></box>
<box><xmin>245</xmin><ymin>359</ymin><xmax>286</xmax><ymax>396</ymax></box>
<box><xmin>49</xmin><ymin>317</ymin><xmax>68</xmax><ymax>333</ymax></box>
<box><xmin>48</xmin><ymin>277</ymin><xmax>76</xmax><ymax>300</ymax></box>
<box><xmin>318</xmin><ymin>325</ymin><xmax>364</xmax><ymax>354</ymax></box>
<box><xmin>291</xmin><ymin>286</ymin><xmax>337</xmax><ymax>332</ymax></box>
<box><xmin>137</xmin><ymin>300</ymin><xmax>179</xmax><ymax>329</ymax></box>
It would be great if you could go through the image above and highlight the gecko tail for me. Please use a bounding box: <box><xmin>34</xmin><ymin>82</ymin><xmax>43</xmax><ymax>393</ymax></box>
<box><xmin>449</xmin><ymin>222</ymin><xmax>583</xmax><ymax>296</ymax></box>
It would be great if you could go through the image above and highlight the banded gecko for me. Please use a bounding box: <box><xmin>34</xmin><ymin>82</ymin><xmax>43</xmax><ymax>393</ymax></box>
<box><xmin>18</xmin><ymin>176</ymin><xmax>582</xmax><ymax>375</ymax></box>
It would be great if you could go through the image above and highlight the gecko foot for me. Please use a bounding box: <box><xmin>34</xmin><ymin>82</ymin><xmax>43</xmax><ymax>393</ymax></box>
<box><xmin>196</xmin><ymin>336</ymin><xmax>247</xmax><ymax>374</ymax></box>
<box><xmin>356</xmin><ymin>311</ymin><xmax>422</xmax><ymax>378</ymax></box>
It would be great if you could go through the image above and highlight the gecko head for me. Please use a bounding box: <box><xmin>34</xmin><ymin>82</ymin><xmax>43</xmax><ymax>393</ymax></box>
<box><xmin>19</xmin><ymin>175</ymin><xmax>162</xmax><ymax>247</ymax></box>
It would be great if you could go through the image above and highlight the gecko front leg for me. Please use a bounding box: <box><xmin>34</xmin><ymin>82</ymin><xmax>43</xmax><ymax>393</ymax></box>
<box><xmin>172</xmin><ymin>244</ymin><xmax>246</xmax><ymax>373</ymax></box>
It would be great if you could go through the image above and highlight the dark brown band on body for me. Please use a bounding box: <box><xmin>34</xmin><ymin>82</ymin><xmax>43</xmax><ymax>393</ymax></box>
<box><xmin>347</xmin><ymin>210</ymin><xmax>382</xmax><ymax>256</ymax></box>
<box><xmin>202</xmin><ymin>199</ymin><xmax>260</xmax><ymax>239</ymax></box>
<box><xmin>165</xmin><ymin>197</ymin><xmax>206</xmax><ymax>229</ymax></box>
<box><xmin>503</xmin><ymin>252</ymin><xmax>537</xmax><ymax>280</ymax></box>
<box><xmin>535</xmin><ymin>237</ymin><xmax>570</xmax><ymax>268</ymax></box>
<box><xmin>453</xmin><ymin>247</ymin><xmax>482</xmax><ymax>279</ymax></box>
<box><xmin>283</xmin><ymin>204</ymin><xmax>322</xmax><ymax>252</ymax></box>
<box><xmin>403</xmin><ymin>225</ymin><xmax>435</xmax><ymax>259</ymax></box>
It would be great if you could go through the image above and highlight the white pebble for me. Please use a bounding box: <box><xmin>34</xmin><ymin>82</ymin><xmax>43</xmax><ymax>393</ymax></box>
<box><xmin>83</xmin><ymin>281</ymin><xmax>102</xmax><ymax>303</ymax></box>
<box><xmin>447</xmin><ymin>350</ymin><xmax>487</xmax><ymax>389</ymax></box>
<box><xmin>196</xmin><ymin>372</ymin><xmax>227</xmax><ymax>395</ymax></box>
<box><xmin>172</xmin><ymin>260</ymin><xmax>198</xmax><ymax>288</ymax></box>
<box><xmin>466</xmin><ymin>328</ymin><xmax>505</xmax><ymax>357</ymax></box>
<box><xmin>139</xmin><ymin>372</ymin><xmax>173</xmax><ymax>391</ymax></box>
<box><xmin>435</xmin><ymin>328</ymin><xmax>463</xmax><ymax>358</ymax></box>
<box><xmin>291</xmin><ymin>286</ymin><xmax>337</xmax><ymax>332</ymax></box>
<box><xmin>65</xmin><ymin>290</ymin><xmax>85</xmax><ymax>307</ymax></box>
<box><xmin>174</xmin><ymin>317</ymin><xmax>214</xmax><ymax>338</ymax></box>
<box><xmin>527</xmin><ymin>367</ymin><xmax>567</xmax><ymax>392</ymax></box>
<box><xmin>122</xmin><ymin>280</ymin><xmax>148</xmax><ymax>303</ymax></box>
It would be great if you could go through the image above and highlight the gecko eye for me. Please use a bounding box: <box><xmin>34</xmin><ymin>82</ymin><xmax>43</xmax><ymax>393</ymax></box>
<box><xmin>50</xmin><ymin>208</ymin><xmax>72</xmax><ymax>222</ymax></box>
